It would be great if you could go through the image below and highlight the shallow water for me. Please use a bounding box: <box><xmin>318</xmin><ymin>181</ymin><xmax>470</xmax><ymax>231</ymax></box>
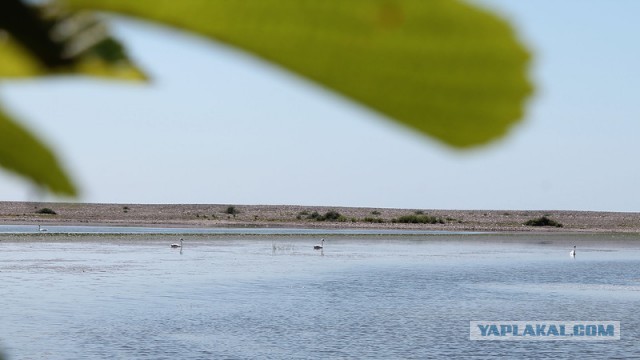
<box><xmin>1</xmin><ymin>234</ymin><xmax>639</xmax><ymax>359</ymax></box>
<box><xmin>0</xmin><ymin>224</ymin><xmax>468</xmax><ymax>235</ymax></box>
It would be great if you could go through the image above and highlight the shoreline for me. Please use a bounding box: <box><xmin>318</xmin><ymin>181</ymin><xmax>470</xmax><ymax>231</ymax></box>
<box><xmin>1</xmin><ymin>201</ymin><xmax>639</xmax><ymax>234</ymax></box>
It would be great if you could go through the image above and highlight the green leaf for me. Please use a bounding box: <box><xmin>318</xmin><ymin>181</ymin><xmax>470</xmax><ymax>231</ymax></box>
<box><xmin>67</xmin><ymin>0</ymin><xmax>532</xmax><ymax>148</ymax></box>
<box><xmin>0</xmin><ymin>35</ymin><xmax>45</xmax><ymax>77</ymax></box>
<box><xmin>0</xmin><ymin>105</ymin><xmax>77</xmax><ymax>196</ymax></box>
<box><xmin>0</xmin><ymin>33</ymin><xmax>146</xmax><ymax>80</ymax></box>
<box><xmin>0</xmin><ymin>0</ymin><xmax>146</xmax><ymax>80</ymax></box>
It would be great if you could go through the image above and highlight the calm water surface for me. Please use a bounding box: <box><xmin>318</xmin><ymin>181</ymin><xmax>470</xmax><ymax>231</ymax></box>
<box><xmin>1</xmin><ymin>233</ymin><xmax>639</xmax><ymax>359</ymax></box>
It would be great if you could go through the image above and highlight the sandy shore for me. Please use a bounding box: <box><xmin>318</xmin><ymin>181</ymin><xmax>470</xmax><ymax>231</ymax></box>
<box><xmin>1</xmin><ymin>201</ymin><xmax>639</xmax><ymax>233</ymax></box>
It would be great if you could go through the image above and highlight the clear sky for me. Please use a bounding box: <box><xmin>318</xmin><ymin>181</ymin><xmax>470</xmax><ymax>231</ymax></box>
<box><xmin>1</xmin><ymin>0</ymin><xmax>638</xmax><ymax>211</ymax></box>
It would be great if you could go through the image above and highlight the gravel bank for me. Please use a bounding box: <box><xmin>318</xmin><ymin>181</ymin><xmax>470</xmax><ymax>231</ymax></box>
<box><xmin>1</xmin><ymin>202</ymin><xmax>639</xmax><ymax>233</ymax></box>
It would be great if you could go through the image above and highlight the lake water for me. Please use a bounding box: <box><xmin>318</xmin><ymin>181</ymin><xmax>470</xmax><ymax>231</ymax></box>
<box><xmin>1</xmin><ymin>232</ymin><xmax>639</xmax><ymax>359</ymax></box>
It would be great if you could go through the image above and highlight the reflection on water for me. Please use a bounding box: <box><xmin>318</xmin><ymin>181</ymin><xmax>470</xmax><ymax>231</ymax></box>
<box><xmin>1</xmin><ymin>234</ymin><xmax>639</xmax><ymax>359</ymax></box>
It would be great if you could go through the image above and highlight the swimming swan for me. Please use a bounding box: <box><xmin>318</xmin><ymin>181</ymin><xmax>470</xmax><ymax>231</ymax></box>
<box><xmin>313</xmin><ymin>239</ymin><xmax>324</xmax><ymax>250</ymax></box>
<box><xmin>38</xmin><ymin>225</ymin><xmax>47</xmax><ymax>232</ymax></box>
<box><xmin>570</xmin><ymin>245</ymin><xmax>576</xmax><ymax>257</ymax></box>
<box><xmin>171</xmin><ymin>239</ymin><xmax>183</xmax><ymax>248</ymax></box>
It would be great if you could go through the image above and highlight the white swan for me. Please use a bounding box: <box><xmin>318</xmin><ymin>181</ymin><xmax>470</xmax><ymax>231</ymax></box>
<box><xmin>171</xmin><ymin>239</ymin><xmax>183</xmax><ymax>248</ymax></box>
<box><xmin>38</xmin><ymin>225</ymin><xmax>47</xmax><ymax>232</ymax></box>
<box><xmin>570</xmin><ymin>245</ymin><xmax>576</xmax><ymax>257</ymax></box>
<box><xmin>313</xmin><ymin>239</ymin><xmax>324</xmax><ymax>250</ymax></box>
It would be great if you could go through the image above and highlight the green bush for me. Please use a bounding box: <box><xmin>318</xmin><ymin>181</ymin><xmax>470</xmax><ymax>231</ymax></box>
<box><xmin>524</xmin><ymin>216</ymin><xmax>563</xmax><ymax>228</ymax></box>
<box><xmin>322</xmin><ymin>210</ymin><xmax>342</xmax><ymax>221</ymax></box>
<box><xmin>303</xmin><ymin>210</ymin><xmax>346</xmax><ymax>222</ymax></box>
<box><xmin>363</xmin><ymin>217</ymin><xmax>385</xmax><ymax>223</ymax></box>
<box><xmin>225</xmin><ymin>206</ymin><xmax>238</xmax><ymax>215</ymax></box>
<box><xmin>394</xmin><ymin>214</ymin><xmax>444</xmax><ymax>224</ymax></box>
<box><xmin>36</xmin><ymin>207</ymin><xmax>56</xmax><ymax>215</ymax></box>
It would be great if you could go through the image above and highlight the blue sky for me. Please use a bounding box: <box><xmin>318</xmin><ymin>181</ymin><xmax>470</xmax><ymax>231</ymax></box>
<box><xmin>1</xmin><ymin>0</ymin><xmax>639</xmax><ymax>211</ymax></box>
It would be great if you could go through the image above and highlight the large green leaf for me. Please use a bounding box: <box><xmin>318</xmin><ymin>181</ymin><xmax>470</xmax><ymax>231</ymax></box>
<box><xmin>0</xmin><ymin>106</ymin><xmax>76</xmax><ymax>196</ymax></box>
<box><xmin>67</xmin><ymin>0</ymin><xmax>532</xmax><ymax>148</ymax></box>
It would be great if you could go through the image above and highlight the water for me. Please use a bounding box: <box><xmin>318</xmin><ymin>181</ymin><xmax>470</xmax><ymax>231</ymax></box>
<box><xmin>0</xmin><ymin>224</ymin><xmax>473</xmax><ymax>235</ymax></box>
<box><xmin>0</xmin><ymin>233</ymin><xmax>639</xmax><ymax>359</ymax></box>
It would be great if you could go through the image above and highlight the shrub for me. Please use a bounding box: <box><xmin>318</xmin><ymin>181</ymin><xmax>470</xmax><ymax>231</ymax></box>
<box><xmin>322</xmin><ymin>210</ymin><xmax>342</xmax><ymax>221</ymax></box>
<box><xmin>225</xmin><ymin>206</ymin><xmax>238</xmax><ymax>215</ymax></box>
<box><xmin>303</xmin><ymin>210</ymin><xmax>345</xmax><ymax>221</ymax></box>
<box><xmin>371</xmin><ymin>210</ymin><xmax>381</xmax><ymax>215</ymax></box>
<box><xmin>306</xmin><ymin>210</ymin><xmax>346</xmax><ymax>222</ymax></box>
<box><xmin>363</xmin><ymin>217</ymin><xmax>385</xmax><ymax>223</ymax></box>
<box><xmin>395</xmin><ymin>214</ymin><xmax>444</xmax><ymax>224</ymax></box>
<box><xmin>36</xmin><ymin>208</ymin><xmax>56</xmax><ymax>215</ymax></box>
<box><xmin>524</xmin><ymin>216</ymin><xmax>563</xmax><ymax>228</ymax></box>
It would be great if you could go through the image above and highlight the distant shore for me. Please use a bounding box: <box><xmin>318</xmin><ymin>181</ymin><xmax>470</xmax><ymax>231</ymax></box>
<box><xmin>1</xmin><ymin>201</ymin><xmax>639</xmax><ymax>234</ymax></box>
